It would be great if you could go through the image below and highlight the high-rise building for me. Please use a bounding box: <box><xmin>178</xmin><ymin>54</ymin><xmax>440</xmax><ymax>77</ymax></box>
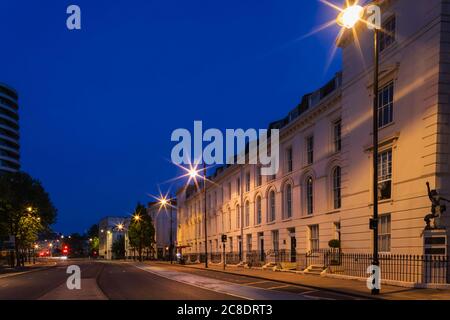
<box><xmin>0</xmin><ymin>83</ymin><xmax>20</xmax><ymax>174</ymax></box>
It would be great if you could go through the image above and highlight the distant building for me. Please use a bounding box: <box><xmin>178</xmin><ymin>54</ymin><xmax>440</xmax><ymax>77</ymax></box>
<box><xmin>148</xmin><ymin>201</ymin><xmax>177</xmax><ymax>259</ymax></box>
<box><xmin>0</xmin><ymin>83</ymin><xmax>20</xmax><ymax>174</ymax></box>
<box><xmin>98</xmin><ymin>217</ymin><xmax>127</xmax><ymax>260</ymax></box>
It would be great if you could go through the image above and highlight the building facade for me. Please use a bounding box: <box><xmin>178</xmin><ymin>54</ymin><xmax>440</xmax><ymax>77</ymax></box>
<box><xmin>176</xmin><ymin>0</ymin><xmax>450</xmax><ymax>267</ymax></box>
<box><xmin>148</xmin><ymin>201</ymin><xmax>177</xmax><ymax>259</ymax></box>
<box><xmin>98</xmin><ymin>217</ymin><xmax>127</xmax><ymax>260</ymax></box>
<box><xmin>0</xmin><ymin>83</ymin><xmax>20</xmax><ymax>174</ymax></box>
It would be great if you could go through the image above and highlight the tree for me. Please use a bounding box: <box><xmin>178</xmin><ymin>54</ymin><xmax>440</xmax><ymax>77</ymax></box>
<box><xmin>86</xmin><ymin>224</ymin><xmax>100</xmax><ymax>257</ymax></box>
<box><xmin>127</xmin><ymin>203</ymin><xmax>155</xmax><ymax>261</ymax></box>
<box><xmin>0</xmin><ymin>172</ymin><xmax>57</xmax><ymax>267</ymax></box>
<box><xmin>112</xmin><ymin>235</ymin><xmax>125</xmax><ymax>259</ymax></box>
<box><xmin>66</xmin><ymin>233</ymin><xmax>86</xmax><ymax>257</ymax></box>
<box><xmin>87</xmin><ymin>224</ymin><xmax>99</xmax><ymax>238</ymax></box>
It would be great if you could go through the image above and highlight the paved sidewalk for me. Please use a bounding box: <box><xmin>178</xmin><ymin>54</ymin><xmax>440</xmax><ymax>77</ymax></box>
<box><xmin>153</xmin><ymin>262</ymin><xmax>450</xmax><ymax>300</ymax></box>
<box><xmin>0</xmin><ymin>260</ymin><xmax>57</xmax><ymax>279</ymax></box>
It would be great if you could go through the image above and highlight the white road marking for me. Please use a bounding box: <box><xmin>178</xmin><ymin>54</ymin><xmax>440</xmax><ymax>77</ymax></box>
<box><xmin>301</xmin><ymin>290</ymin><xmax>319</xmax><ymax>295</ymax></box>
<box><xmin>134</xmin><ymin>264</ymin><xmax>312</xmax><ymax>300</ymax></box>
<box><xmin>244</xmin><ymin>280</ymin><xmax>270</xmax><ymax>285</ymax></box>
<box><xmin>266</xmin><ymin>284</ymin><xmax>291</xmax><ymax>290</ymax></box>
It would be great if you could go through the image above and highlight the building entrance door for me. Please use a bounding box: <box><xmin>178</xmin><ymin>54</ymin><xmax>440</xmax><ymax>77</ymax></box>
<box><xmin>259</xmin><ymin>235</ymin><xmax>265</xmax><ymax>261</ymax></box>
<box><xmin>290</xmin><ymin>236</ymin><xmax>297</xmax><ymax>262</ymax></box>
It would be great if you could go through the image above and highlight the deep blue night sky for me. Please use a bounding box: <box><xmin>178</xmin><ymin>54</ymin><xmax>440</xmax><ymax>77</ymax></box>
<box><xmin>0</xmin><ymin>0</ymin><xmax>342</xmax><ymax>234</ymax></box>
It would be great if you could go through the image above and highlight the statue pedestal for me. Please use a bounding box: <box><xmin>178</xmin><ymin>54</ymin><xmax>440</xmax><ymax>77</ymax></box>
<box><xmin>423</xmin><ymin>229</ymin><xmax>447</xmax><ymax>256</ymax></box>
<box><xmin>422</xmin><ymin>229</ymin><xmax>448</xmax><ymax>284</ymax></box>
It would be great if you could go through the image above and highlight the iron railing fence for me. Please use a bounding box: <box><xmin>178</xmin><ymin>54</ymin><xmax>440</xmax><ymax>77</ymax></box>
<box><xmin>245</xmin><ymin>251</ymin><xmax>266</xmax><ymax>267</ymax></box>
<box><xmin>178</xmin><ymin>250</ymin><xmax>449</xmax><ymax>283</ymax></box>
<box><xmin>225</xmin><ymin>252</ymin><xmax>241</xmax><ymax>265</ymax></box>
<box><xmin>306</xmin><ymin>248</ymin><xmax>337</xmax><ymax>267</ymax></box>
<box><xmin>328</xmin><ymin>253</ymin><xmax>449</xmax><ymax>284</ymax></box>
<box><xmin>210</xmin><ymin>252</ymin><xmax>222</xmax><ymax>264</ymax></box>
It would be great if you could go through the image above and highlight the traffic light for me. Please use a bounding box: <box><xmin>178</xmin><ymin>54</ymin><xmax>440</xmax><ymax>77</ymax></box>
<box><xmin>221</xmin><ymin>234</ymin><xmax>227</xmax><ymax>243</ymax></box>
<box><xmin>62</xmin><ymin>245</ymin><xmax>69</xmax><ymax>255</ymax></box>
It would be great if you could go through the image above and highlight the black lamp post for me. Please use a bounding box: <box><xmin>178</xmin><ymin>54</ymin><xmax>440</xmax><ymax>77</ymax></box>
<box><xmin>336</xmin><ymin>4</ymin><xmax>381</xmax><ymax>295</ymax></box>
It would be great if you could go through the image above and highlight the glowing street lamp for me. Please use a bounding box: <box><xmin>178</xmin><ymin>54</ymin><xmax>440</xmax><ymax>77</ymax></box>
<box><xmin>336</xmin><ymin>5</ymin><xmax>364</xmax><ymax>29</ymax></box>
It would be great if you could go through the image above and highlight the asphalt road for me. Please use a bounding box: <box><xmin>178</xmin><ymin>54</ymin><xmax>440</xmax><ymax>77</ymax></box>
<box><xmin>0</xmin><ymin>260</ymin><xmax>360</xmax><ymax>300</ymax></box>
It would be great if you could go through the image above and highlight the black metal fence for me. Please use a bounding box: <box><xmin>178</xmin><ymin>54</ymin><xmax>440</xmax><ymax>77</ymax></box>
<box><xmin>210</xmin><ymin>253</ymin><xmax>222</xmax><ymax>264</ymax></box>
<box><xmin>328</xmin><ymin>253</ymin><xmax>449</xmax><ymax>284</ymax></box>
<box><xmin>225</xmin><ymin>252</ymin><xmax>241</xmax><ymax>265</ymax></box>
<box><xmin>179</xmin><ymin>250</ymin><xmax>450</xmax><ymax>284</ymax></box>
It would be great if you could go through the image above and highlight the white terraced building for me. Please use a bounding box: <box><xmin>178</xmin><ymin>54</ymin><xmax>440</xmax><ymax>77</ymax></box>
<box><xmin>176</xmin><ymin>0</ymin><xmax>450</xmax><ymax>282</ymax></box>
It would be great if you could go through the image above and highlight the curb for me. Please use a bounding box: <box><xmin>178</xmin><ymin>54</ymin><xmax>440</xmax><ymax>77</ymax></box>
<box><xmin>153</xmin><ymin>262</ymin><xmax>382</xmax><ymax>300</ymax></box>
<box><xmin>0</xmin><ymin>263</ymin><xmax>57</xmax><ymax>280</ymax></box>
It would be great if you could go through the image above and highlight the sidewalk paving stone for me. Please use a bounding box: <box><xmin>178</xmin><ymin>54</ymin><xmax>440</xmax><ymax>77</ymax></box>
<box><xmin>152</xmin><ymin>261</ymin><xmax>450</xmax><ymax>300</ymax></box>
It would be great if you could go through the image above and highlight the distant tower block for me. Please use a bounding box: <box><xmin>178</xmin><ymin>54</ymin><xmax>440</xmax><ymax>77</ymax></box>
<box><xmin>0</xmin><ymin>83</ymin><xmax>20</xmax><ymax>174</ymax></box>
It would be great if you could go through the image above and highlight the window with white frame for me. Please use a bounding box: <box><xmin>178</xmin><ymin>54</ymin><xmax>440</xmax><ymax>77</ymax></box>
<box><xmin>255</xmin><ymin>196</ymin><xmax>262</xmax><ymax>225</ymax></box>
<box><xmin>246</xmin><ymin>234</ymin><xmax>252</xmax><ymax>252</ymax></box>
<box><xmin>378</xmin><ymin>149</ymin><xmax>392</xmax><ymax>200</ymax></box>
<box><xmin>268</xmin><ymin>190</ymin><xmax>276</xmax><ymax>222</ymax></box>
<box><xmin>306</xmin><ymin>136</ymin><xmax>314</xmax><ymax>165</ymax></box>
<box><xmin>284</xmin><ymin>184</ymin><xmax>292</xmax><ymax>219</ymax></box>
<box><xmin>378</xmin><ymin>214</ymin><xmax>391</xmax><ymax>252</ymax></box>
<box><xmin>333</xmin><ymin>166</ymin><xmax>342</xmax><ymax>209</ymax></box>
<box><xmin>256</xmin><ymin>166</ymin><xmax>262</xmax><ymax>187</ymax></box>
<box><xmin>272</xmin><ymin>230</ymin><xmax>279</xmax><ymax>252</ymax></box>
<box><xmin>306</xmin><ymin>177</ymin><xmax>314</xmax><ymax>215</ymax></box>
<box><xmin>245</xmin><ymin>201</ymin><xmax>250</xmax><ymax>227</ymax></box>
<box><xmin>245</xmin><ymin>172</ymin><xmax>251</xmax><ymax>192</ymax></box>
<box><xmin>334</xmin><ymin>119</ymin><xmax>342</xmax><ymax>152</ymax></box>
<box><xmin>286</xmin><ymin>147</ymin><xmax>293</xmax><ymax>172</ymax></box>
<box><xmin>379</xmin><ymin>16</ymin><xmax>396</xmax><ymax>52</ymax></box>
<box><xmin>309</xmin><ymin>225</ymin><xmax>319</xmax><ymax>251</ymax></box>
<box><xmin>378</xmin><ymin>82</ymin><xmax>394</xmax><ymax>128</ymax></box>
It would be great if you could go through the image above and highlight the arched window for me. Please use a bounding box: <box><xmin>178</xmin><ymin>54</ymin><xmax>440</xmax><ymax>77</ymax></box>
<box><xmin>245</xmin><ymin>201</ymin><xmax>250</xmax><ymax>227</ymax></box>
<box><xmin>306</xmin><ymin>177</ymin><xmax>314</xmax><ymax>215</ymax></box>
<box><xmin>268</xmin><ymin>190</ymin><xmax>276</xmax><ymax>222</ymax></box>
<box><xmin>255</xmin><ymin>196</ymin><xmax>262</xmax><ymax>225</ymax></box>
<box><xmin>333</xmin><ymin>166</ymin><xmax>342</xmax><ymax>209</ymax></box>
<box><xmin>236</xmin><ymin>205</ymin><xmax>240</xmax><ymax>229</ymax></box>
<box><xmin>285</xmin><ymin>184</ymin><xmax>292</xmax><ymax>219</ymax></box>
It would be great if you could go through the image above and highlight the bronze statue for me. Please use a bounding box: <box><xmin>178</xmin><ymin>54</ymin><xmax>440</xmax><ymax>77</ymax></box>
<box><xmin>424</xmin><ymin>182</ymin><xmax>450</xmax><ymax>229</ymax></box>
